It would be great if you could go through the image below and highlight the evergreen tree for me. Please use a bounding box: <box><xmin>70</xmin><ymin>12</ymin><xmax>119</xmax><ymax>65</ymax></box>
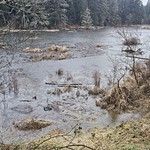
<box><xmin>45</xmin><ymin>0</ymin><xmax>69</xmax><ymax>28</ymax></box>
<box><xmin>97</xmin><ymin>0</ymin><xmax>109</xmax><ymax>26</ymax></box>
<box><xmin>81</xmin><ymin>7</ymin><xmax>93</xmax><ymax>27</ymax></box>
<box><xmin>0</xmin><ymin>0</ymin><xmax>148</xmax><ymax>28</ymax></box>
<box><xmin>66</xmin><ymin>0</ymin><xmax>76</xmax><ymax>24</ymax></box>
<box><xmin>0</xmin><ymin>0</ymin><xmax>49</xmax><ymax>29</ymax></box>
<box><xmin>73</xmin><ymin>0</ymin><xmax>88</xmax><ymax>24</ymax></box>
<box><xmin>118</xmin><ymin>0</ymin><xmax>144</xmax><ymax>25</ymax></box>
<box><xmin>145</xmin><ymin>0</ymin><xmax>150</xmax><ymax>23</ymax></box>
<box><xmin>106</xmin><ymin>0</ymin><xmax>120</xmax><ymax>25</ymax></box>
<box><xmin>87</xmin><ymin>0</ymin><xmax>99</xmax><ymax>25</ymax></box>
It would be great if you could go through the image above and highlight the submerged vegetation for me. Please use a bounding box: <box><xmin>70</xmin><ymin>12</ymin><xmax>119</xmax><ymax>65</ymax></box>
<box><xmin>22</xmin><ymin>45</ymin><xmax>69</xmax><ymax>61</ymax></box>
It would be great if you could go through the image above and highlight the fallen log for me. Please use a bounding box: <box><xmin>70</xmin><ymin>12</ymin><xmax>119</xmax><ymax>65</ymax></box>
<box><xmin>125</xmin><ymin>55</ymin><xmax>149</xmax><ymax>60</ymax></box>
<box><xmin>45</xmin><ymin>82</ymin><xmax>82</xmax><ymax>87</ymax></box>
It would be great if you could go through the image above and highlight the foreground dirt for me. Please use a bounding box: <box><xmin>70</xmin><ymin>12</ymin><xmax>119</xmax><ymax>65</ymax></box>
<box><xmin>0</xmin><ymin>113</ymin><xmax>150</xmax><ymax>150</ymax></box>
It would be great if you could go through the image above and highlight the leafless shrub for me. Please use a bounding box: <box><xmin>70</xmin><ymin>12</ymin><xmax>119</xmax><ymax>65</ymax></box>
<box><xmin>105</xmin><ymin>64</ymin><xmax>118</xmax><ymax>86</ymax></box>
<box><xmin>123</xmin><ymin>37</ymin><xmax>140</xmax><ymax>46</ymax></box>
<box><xmin>93</xmin><ymin>70</ymin><xmax>101</xmax><ymax>87</ymax></box>
<box><xmin>118</xmin><ymin>29</ymin><xmax>141</xmax><ymax>46</ymax></box>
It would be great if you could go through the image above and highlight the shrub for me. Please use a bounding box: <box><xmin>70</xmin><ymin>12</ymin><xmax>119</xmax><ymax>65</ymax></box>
<box><xmin>123</xmin><ymin>37</ymin><xmax>140</xmax><ymax>46</ymax></box>
<box><xmin>93</xmin><ymin>71</ymin><xmax>101</xmax><ymax>87</ymax></box>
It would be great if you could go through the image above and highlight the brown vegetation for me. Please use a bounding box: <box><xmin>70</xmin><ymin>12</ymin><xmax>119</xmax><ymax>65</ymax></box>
<box><xmin>88</xmin><ymin>87</ymin><xmax>106</xmax><ymax>96</ymax></box>
<box><xmin>96</xmin><ymin>59</ymin><xmax>150</xmax><ymax>114</ymax></box>
<box><xmin>123</xmin><ymin>37</ymin><xmax>140</xmax><ymax>46</ymax></box>
<box><xmin>22</xmin><ymin>45</ymin><xmax>69</xmax><ymax>62</ymax></box>
<box><xmin>92</xmin><ymin>71</ymin><xmax>101</xmax><ymax>87</ymax></box>
<box><xmin>22</xmin><ymin>47</ymin><xmax>44</xmax><ymax>53</ymax></box>
<box><xmin>1</xmin><ymin>116</ymin><xmax>150</xmax><ymax>150</ymax></box>
<box><xmin>14</xmin><ymin>118</ymin><xmax>53</xmax><ymax>131</ymax></box>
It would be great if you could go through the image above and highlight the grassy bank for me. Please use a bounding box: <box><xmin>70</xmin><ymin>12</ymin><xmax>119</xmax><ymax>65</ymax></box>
<box><xmin>0</xmin><ymin>114</ymin><xmax>150</xmax><ymax>150</ymax></box>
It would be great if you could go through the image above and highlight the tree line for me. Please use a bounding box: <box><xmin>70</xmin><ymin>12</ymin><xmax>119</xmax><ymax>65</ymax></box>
<box><xmin>0</xmin><ymin>0</ymin><xmax>150</xmax><ymax>29</ymax></box>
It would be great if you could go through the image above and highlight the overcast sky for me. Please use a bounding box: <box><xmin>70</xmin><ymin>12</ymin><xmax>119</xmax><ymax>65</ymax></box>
<box><xmin>142</xmin><ymin>0</ymin><xmax>148</xmax><ymax>5</ymax></box>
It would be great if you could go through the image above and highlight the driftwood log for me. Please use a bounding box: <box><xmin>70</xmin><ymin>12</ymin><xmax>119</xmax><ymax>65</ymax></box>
<box><xmin>125</xmin><ymin>55</ymin><xmax>149</xmax><ymax>60</ymax></box>
<box><xmin>45</xmin><ymin>82</ymin><xmax>82</xmax><ymax>88</ymax></box>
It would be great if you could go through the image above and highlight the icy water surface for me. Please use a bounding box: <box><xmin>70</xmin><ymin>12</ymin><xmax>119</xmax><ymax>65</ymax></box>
<box><xmin>0</xmin><ymin>27</ymin><xmax>149</xmax><ymax>143</ymax></box>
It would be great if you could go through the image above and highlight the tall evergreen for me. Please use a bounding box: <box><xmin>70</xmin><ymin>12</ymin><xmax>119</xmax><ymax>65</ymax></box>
<box><xmin>106</xmin><ymin>0</ymin><xmax>120</xmax><ymax>25</ymax></box>
<box><xmin>0</xmin><ymin>0</ymin><xmax>48</xmax><ymax>29</ymax></box>
<box><xmin>146</xmin><ymin>0</ymin><xmax>150</xmax><ymax>23</ymax></box>
<box><xmin>73</xmin><ymin>0</ymin><xmax>88</xmax><ymax>24</ymax></box>
<box><xmin>81</xmin><ymin>7</ymin><xmax>93</xmax><ymax>27</ymax></box>
<box><xmin>66</xmin><ymin>0</ymin><xmax>76</xmax><ymax>24</ymax></box>
<box><xmin>87</xmin><ymin>0</ymin><xmax>99</xmax><ymax>25</ymax></box>
<box><xmin>118</xmin><ymin>0</ymin><xmax>144</xmax><ymax>25</ymax></box>
<box><xmin>0</xmin><ymin>0</ymin><xmax>148</xmax><ymax>28</ymax></box>
<box><xmin>45</xmin><ymin>0</ymin><xmax>69</xmax><ymax>28</ymax></box>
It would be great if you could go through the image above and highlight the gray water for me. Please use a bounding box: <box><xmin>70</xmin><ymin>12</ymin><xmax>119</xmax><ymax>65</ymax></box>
<box><xmin>0</xmin><ymin>27</ymin><xmax>149</xmax><ymax>144</ymax></box>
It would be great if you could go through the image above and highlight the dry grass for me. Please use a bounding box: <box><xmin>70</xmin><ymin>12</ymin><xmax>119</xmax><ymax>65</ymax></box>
<box><xmin>96</xmin><ymin>58</ymin><xmax>150</xmax><ymax>113</ymax></box>
<box><xmin>2</xmin><ymin>117</ymin><xmax>150</xmax><ymax>150</ymax></box>
<box><xmin>93</xmin><ymin>71</ymin><xmax>101</xmax><ymax>87</ymax></box>
<box><xmin>123</xmin><ymin>37</ymin><xmax>140</xmax><ymax>46</ymax></box>
<box><xmin>63</xmin><ymin>85</ymin><xmax>72</xmax><ymax>93</ymax></box>
<box><xmin>48</xmin><ymin>45</ymin><xmax>68</xmax><ymax>52</ymax></box>
<box><xmin>14</xmin><ymin>118</ymin><xmax>53</xmax><ymax>131</ymax></box>
<box><xmin>88</xmin><ymin>87</ymin><xmax>106</xmax><ymax>96</ymax></box>
<box><xmin>22</xmin><ymin>47</ymin><xmax>44</xmax><ymax>53</ymax></box>
<box><xmin>22</xmin><ymin>45</ymin><xmax>69</xmax><ymax>62</ymax></box>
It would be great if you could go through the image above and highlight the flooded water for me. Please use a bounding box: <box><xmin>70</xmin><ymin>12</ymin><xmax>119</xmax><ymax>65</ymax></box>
<box><xmin>0</xmin><ymin>27</ymin><xmax>149</xmax><ymax>144</ymax></box>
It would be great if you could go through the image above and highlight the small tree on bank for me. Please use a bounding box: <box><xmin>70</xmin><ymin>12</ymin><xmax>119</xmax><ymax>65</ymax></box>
<box><xmin>81</xmin><ymin>7</ymin><xmax>93</xmax><ymax>28</ymax></box>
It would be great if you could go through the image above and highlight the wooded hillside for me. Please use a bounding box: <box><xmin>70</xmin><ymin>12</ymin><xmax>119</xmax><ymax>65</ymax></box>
<box><xmin>0</xmin><ymin>0</ymin><xmax>150</xmax><ymax>29</ymax></box>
